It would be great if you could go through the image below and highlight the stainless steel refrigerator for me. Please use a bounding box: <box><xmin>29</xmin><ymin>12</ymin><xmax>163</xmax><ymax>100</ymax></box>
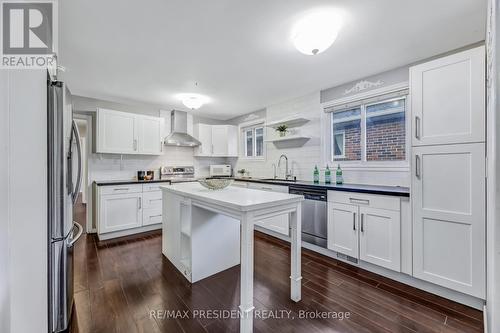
<box><xmin>47</xmin><ymin>75</ymin><xmax>84</xmax><ymax>333</ymax></box>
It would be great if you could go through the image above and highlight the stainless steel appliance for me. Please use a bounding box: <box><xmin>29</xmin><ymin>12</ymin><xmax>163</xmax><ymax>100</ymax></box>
<box><xmin>209</xmin><ymin>164</ymin><xmax>232</xmax><ymax>177</ymax></box>
<box><xmin>163</xmin><ymin>110</ymin><xmax>201</xmax><ymax>147</ymax></box>
<box><xmin>160</xmin><ymin>166</ymin><xmax>197</xmax><ymax>182</ymax></box>
<box><xmin>288</xmin><ymin>186</ymin><xmax>327</xmax><ymax>248</ymax></box>
<box><xmin>47</xmin><ymin>76</ymin><xmax>84</xmax><ymax>332</ymax></box>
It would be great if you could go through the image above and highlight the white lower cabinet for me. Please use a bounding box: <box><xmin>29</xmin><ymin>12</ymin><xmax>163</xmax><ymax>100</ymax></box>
<box><xmin>247</xmin><ymin>183</ymin><xmax>289</xmax><ymax>236</ymax></box>
<box><xmin>359</xmin><ymin>206</ymin><xmax>401</xmax><ymax>271</ymax></box>
<box><xmin>99</xmin><ymin>192</ymin><xmax>143</xmax><ymax>234</ymax></box>
<box><xmin>96</xmin><ymin>183</ymin><xmax>164</xmax><ymax>239</ymax></box>
<box><xmin>327</xmin><ymin>203</ymin><xmax>358</xmax><ymax>258</ymax></box>
<box><xmin>327</xmin><ymin>191</ymin><xmax>401</xmax><ymax>272</ymax></box>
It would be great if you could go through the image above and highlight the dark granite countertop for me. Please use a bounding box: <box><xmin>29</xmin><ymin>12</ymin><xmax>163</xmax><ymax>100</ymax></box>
<box><xmin>94</xmin><ymin>179</ymin><xmax>173</xmax><ymax>186</ymax></box>
<box><xmin>234</xmin><ymin>178</ymin><xmax>410</xmax><ymax>197</ymax></box>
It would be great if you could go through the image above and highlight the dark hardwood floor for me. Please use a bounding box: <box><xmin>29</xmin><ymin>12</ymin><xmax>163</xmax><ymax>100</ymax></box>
<box><xmin>71</xmin><ymin>198</ymin><xmax>483</xmax><ymax>333</ymax></box>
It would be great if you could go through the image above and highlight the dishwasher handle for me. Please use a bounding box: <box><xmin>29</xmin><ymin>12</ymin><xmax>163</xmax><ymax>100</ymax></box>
<box><xmin>304</xmin><ymin>193</ymin><xmax>326</xmax><ymax>201</ymax></box>
<box><xmin>289</xmin><ymin>187</ymin><xmax>327</xmax><ymax>201</ymax></box>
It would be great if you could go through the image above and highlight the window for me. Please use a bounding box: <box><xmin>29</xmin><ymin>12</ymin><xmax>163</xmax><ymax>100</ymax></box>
<box><xmin>333</xmin><ymin>131</ymin><xmax>345</xmax><ymax>158</ymax></box>
<box><xmin>330</xmin><ymin>96</ymin><xmax>407</xmax><ymax>164</ymax></box>
<box><xmin>332</xmin><ymin>108</ymin><xmax>361</xmax><ymax>161</ymax></box>
<box><xmin>242</xmin><ymin>123</ymin><xmax>264</xmax><ymax>158</ymax></box>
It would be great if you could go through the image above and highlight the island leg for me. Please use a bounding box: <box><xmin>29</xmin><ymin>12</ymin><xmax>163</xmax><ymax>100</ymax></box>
<box><xmin>290</xmin><ymin>203</ymin><xmax>302</xmax><ymax>302</ymax></box>
<box><xmin>239</xmin><ymin>212</ymin><xmax>255</xmax><ymax>333</ymax></box>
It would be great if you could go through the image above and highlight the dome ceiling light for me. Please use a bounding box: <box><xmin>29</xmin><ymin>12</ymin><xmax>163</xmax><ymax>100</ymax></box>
<box><xmin>292</xmin><ymin>9</ymin><xmax>343</xmax><ymax>55</ymax></box>
<box><xmin>179</xmin><ymin>93</ymin><xmax>209</xmax><ymax>110</ymax></box>
<box><xmin>177</xmin><ymin>82</ymin><xmax>210</xmax><ymax>110</ymax></box>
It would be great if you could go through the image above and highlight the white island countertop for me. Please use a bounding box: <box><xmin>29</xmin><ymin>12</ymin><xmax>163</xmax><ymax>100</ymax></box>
<box><xmin>160</xmin><ymin>182</ymin><xmax>303</xmax><ymax>211</ymax></box>
<box><xmin>160</xmin><ymin>182</ymin><xmax>303</xmax><ymax>333</ymax></box>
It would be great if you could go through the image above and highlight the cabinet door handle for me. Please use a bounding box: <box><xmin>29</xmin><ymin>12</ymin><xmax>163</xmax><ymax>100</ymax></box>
<box><xmin>114</xmin><ymin>188</ymin><xmax>129</xmax><ymax>191</ymax></box>
<box><xmin>133</xmin><ymin>139</ymin><xmax>138</xmax><ymax>151</ymax></box>
<box><xmin>261</xmin><ymin>187</ymin><xmax>273</xmax><ymax>191</ymax></box>
<box><xmin>415</xmin><ymin>155</ymin><xmax>421</xmax><ymax>179</ymax></box>
<box><xmin>415</xmin><ymin>116</ymin><xmax>421</xmax><ymax>139</ymax></box>
<box><xmin>361</xmin><ymin>213</ymin><xmax>364</xmax><ymax>233</ymax></box>
<box><xmin>212</xmin><ymin>144</ymin><xmax>214</xmax><ymax>154</ymax></box>
<box><xmin>349</xmin><ymin>197</ymin><xmax>370</xmax><ymax>205</ymax></box>
<box><xmin>353</xmin><ymin>212</ymin><xmax>356</xmax><ymax>231</ymax></box>
<box><xmin>138</xmin><ymin>197</ymin><xmax>142</xmax><ymax>209</ymax></box>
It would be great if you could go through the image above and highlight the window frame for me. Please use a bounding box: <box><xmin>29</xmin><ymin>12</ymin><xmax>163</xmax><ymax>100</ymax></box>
<box><xmin>239</xmin><ymin>120</ymin><xmax>266</xmax><ymax>160</ymax></box>
<box><xmin>327</xmin><ymin>94</ymin><xmax>409</xmax><ymax>169</ymax></box>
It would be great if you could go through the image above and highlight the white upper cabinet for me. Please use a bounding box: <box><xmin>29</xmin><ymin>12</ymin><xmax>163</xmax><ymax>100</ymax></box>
<box><xmin>410</xmin><ymin>46</ymin><xmax>485</xmax><ymax>146</ymax></box>
<box><xmin>195</xmin><ymin>123</ymin><xmax>213</xmax><ymax>156</ymax></box>
<box><xmin>96</xmin><ymin>108</ymin><xmax>163</xmax><ymax>155</ymax></box>
<box><xmin>412</xmin><ymin>143</ymin><xmax>485</xmax><ymax>298</ymax></box>
<box><xmin>194</xmin><ymin>124</ymin><xmax>237</xmax><ymax>157</ymax></box>
<box><xmin>97</xmin><ymin>108</ymin><xmax>137</xmax><ymax>154</ymax></box>
<box><xmin>137</xmin><ymin>116</ymin><xmax>163</xmax><ymax>155</ymax></box>
<box><xmin>211</xmin><ymin>125</ymin><xmax>227</xmax><ymax>156</ymax></box>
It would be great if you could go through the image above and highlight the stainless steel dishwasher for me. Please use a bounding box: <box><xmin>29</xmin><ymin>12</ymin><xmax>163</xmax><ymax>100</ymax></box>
<box><xmin>289</xmin><ymin>186</ymin><xmax>328</xmax><ymax>248</ymax></box>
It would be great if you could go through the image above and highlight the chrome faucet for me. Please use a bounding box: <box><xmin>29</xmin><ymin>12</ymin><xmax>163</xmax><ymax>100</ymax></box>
<box><xmin>278</xmin><ymin>154</ymin><xmax>292</xmax><ymax>180</ymax></box>
<box><xmin>272</xmin><ymin>163</ymin><xmax>277</xmax><ymax>179</ymax></box>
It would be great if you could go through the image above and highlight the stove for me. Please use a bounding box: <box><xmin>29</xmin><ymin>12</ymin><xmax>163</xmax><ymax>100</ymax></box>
<box><xmin>160</xmin><ymin>166</ymin><xmax>197</xmax><ymax>183</ymax></box>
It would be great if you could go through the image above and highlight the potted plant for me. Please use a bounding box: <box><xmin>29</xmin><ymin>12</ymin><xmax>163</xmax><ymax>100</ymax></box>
<box><xmin>237</xmin><ymin>169</ymin><xmax>249</xmax><ymax>178</ymax></box>
<box><xmin>276</xmin><ymin>124</ymin><xmax>288</xmax><ymax>137</ymax></box>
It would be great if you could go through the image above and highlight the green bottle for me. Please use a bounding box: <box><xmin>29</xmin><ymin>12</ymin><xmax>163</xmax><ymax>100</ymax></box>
<box><xmin>336</xmin><ymin>164</ymin><xmax>343</xmax><ymax>184</ymax></box>
<box><xmin>325</xmin><ymin>165</ymin><xmax>331</xmax><ymax>184</ymax></box>
<box><xmin>313</xmin><ymin>165</ymin><xmax>320</xmax><ymax>183</ymax></box>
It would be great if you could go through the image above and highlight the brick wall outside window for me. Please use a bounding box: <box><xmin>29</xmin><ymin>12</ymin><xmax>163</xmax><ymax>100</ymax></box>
<box><xmin>366</xmin><ymin>115</ymin><xmax>405</xmax><ymax>161</ymax></box>
<box><xmin>333</xmin><ymin>114</ymin><xmax>405</xmax><ymax>162</ymax></box>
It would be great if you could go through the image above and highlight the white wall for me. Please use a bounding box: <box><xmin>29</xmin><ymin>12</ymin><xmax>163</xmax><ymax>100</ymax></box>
<box><xmin>486</xmin><ymin>0</ymin><xmax>500</xmax><ymax>331</ymax></box>
<box><xmin>2</xmin><ymin>70</ymin><xmax>48</xmax><ymax>333</ymax></box>
<box><xmin>228</xmin><ymin>91</ymin><xmax>410</xmax><ymax>186</ymax></box>
<box><xmin>0</xmin><ymin>68</ymin><xmax>10</xmax><ymax>333</ymax></box>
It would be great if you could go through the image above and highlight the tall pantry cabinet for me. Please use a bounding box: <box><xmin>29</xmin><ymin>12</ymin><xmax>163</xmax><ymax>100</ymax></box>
<box><xmin>410</xmin><ymin>46</ymin><xmax>486</xmax><ymax>299</ymax></box>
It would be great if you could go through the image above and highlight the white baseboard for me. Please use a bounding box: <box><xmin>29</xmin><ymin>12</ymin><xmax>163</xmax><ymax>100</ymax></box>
<box><xmin>97</xmin><ymin>224</ymin><xmax>161</xmax><ymax>240</ymax></box>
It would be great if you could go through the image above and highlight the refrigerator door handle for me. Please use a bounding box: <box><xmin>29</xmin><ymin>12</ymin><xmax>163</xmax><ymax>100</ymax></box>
<box><xmin>71</xmin><ymin>120</ymin><xmax>83</xmax><ymax>204</ymax></box>
<box><xmin>69</xmin><ymin>221</ymin><xmax>83</xmax><ymax>247</ymax></box>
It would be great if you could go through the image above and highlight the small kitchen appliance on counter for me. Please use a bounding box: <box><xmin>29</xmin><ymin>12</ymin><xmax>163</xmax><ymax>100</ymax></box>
<box><xmin>209</xmin><ymin>164</ymin><xmax>232</xmax><ymax>177</ymax></box>
<box><xmin>160</xmin><ymin>166</ymin><xmax>197</xmax><ymax>183</ymax></box>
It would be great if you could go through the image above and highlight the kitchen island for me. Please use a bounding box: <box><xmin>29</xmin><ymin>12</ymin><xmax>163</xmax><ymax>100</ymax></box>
<box><xmin>160</xmin><ymin>182</ymin><xmax>303</xmax><ymax>333</ymax></box>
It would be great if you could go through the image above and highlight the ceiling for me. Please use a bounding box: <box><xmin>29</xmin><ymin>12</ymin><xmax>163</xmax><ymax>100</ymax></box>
<box><xmin>59</xmin><ymin>0</ymin><xmax>486</xmax><ymax>120</ymax></box>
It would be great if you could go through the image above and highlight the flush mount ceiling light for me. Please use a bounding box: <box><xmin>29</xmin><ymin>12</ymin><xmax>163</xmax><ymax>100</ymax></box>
<box><xmin>178</xmin><ymin>93</ymin><xmax>210</xmax><ymax>110</ymax></box>
<box><xmin>292</xmin><ymin>9</ymin><xmax>343</xmax><ymax>55</ymax></box>
<box><xmin>177</xmin><ymin>82</ymin><xmax>210</xmax><ymax>110</ymax></box>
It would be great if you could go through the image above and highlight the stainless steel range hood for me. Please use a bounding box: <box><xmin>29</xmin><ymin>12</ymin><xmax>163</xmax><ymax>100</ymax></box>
<box><xmin>164</xmin><ymin>110</ymin><xmax>201</xmax><ymax>147</ymax></box>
